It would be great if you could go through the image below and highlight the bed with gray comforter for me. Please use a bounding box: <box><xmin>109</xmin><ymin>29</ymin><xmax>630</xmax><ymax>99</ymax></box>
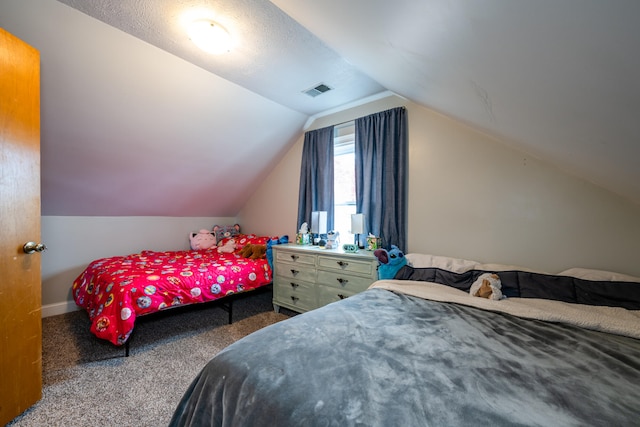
<box><xmin>170</xmin><ymin>256</ymin><xmax>640</xmax><ymax>427</ymax></box>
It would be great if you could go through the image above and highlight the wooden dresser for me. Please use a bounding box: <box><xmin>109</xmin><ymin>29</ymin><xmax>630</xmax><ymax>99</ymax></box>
<box><xmin>272</xmin><ymin>244</ymin><xmax>378</xmax><ymax>313</ymax></box>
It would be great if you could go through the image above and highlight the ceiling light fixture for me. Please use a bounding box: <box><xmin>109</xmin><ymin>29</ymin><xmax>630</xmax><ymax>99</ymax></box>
<box><xmin>187</xmin><ymin>19</ymin><xmax>232</xmax><ymax>54</ymax></box>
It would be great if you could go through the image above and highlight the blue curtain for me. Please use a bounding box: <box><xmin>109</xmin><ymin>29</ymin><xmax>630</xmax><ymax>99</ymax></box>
<box><xmin>297</xmin><ymin>126</ymin><xmax>335</xmax><ymax>232</ymax></box>
<box><xmin>355</xmin><ymin>107</ymin><xmax>408</xmax><ymax>252</ymax></box>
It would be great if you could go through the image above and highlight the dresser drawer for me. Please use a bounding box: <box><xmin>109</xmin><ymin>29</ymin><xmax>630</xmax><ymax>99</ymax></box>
<box><xmin>317</xmin><ymin>284</ymin><xmax>358</xmax><ymax>307</ymax></box>
<box><xmin>276</xmin><ymin>250</ymin><xmax>316</xmax><ymax>267</ymax></box>
<box><xmin>275</xmin><ymin>263</ymin><xmax>316</xmax><ymax>283</ymax></box>
<box><xmin>272</xmin><ymin>245</ymin><xmax>376</xmax><ymax>314</ymax></box>
<box><xmin>275</xmin><ymin>280</ymin><xmax>316</xmax><ymax>312</ymax></box>
<box><xmin>316</xmin><ymin>270</ymin><xmax>372</xmax><ymax>293</ymax></box>
<box><xmin>317</xmin><ymin>255</ymin><xmax>375</xmax><ymax>276</ymax></box>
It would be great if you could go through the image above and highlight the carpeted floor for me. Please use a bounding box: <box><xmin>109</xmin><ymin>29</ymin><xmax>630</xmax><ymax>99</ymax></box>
<box><xmin>8</xmin><ymin>287</ymin><xmax>292</xmax><ymax>426</ymax></box>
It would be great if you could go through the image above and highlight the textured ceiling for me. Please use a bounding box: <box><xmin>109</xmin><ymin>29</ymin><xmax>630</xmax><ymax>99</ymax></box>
<box><xmin>54</xmin><ymin>0</ymin><xmax>385</xmax><ymax>115</ymax></box>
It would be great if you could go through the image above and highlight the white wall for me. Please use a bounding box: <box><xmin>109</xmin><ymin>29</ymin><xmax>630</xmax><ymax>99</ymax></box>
<box><xmin>41</xmin><ymin>216</ymin><xmax>235</xmax><ymax>316</ymax></box>
<box><xmin>237</xmin><ymin>135</ymin><xmax>304</xmax><ymax>239</ymax></box>
<box><xmin>240</xmin><ymin>94</ymin><xmax>640</xmax><ymax>277</ymax></box>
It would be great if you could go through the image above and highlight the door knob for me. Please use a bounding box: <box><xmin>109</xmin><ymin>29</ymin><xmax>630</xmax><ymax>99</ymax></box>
<box><xmin>23</xmin><ymin>242</ymin><xmax>47</xmax><ymax>254</ymax></box>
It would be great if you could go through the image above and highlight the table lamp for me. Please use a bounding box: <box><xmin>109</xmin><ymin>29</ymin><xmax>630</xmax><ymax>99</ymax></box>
<box><xmin>351</xmin><ymin>213</ymin><xmax>365</xmax><ymax>248</ymax></box>
<box><xmin>311</xmin><ymin>211</ymin><xmax>327</xmax><ymax>245</ymax></box>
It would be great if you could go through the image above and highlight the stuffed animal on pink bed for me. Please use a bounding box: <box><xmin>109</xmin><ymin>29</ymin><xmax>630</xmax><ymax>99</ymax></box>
<box><xmin>189</xmin><ymin>229</ymin><xmax>217</xmax><ymax>250</ymax></box>
<box><xmin>217</xmin><ymin>239</ymin><xmax>237</xmax><ymax>254</ymax></box>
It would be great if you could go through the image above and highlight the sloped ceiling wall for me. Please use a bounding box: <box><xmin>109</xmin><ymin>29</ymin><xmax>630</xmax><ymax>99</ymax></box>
<box><xmin>0</xmin><ymin>0</ymin><xmax>311</xmax><ymax>216</ymax></box>
<box><xmin>272</xmin><ymin>0</ymin><xmax>640</xmax><ymax>207</ymax></box>
<box><xmin>1</xmin><ymin>0</ymin><xmax>640</xmax><ymax>217</ymax></box>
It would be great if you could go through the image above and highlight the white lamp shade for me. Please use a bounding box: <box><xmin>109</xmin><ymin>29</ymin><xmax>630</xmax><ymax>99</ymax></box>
<box><xmin>351</xmin><ymin>213</ymin><xmax>365</xmax><ymax>234</ymax></box>
<box><xmin>311</xmin><ymin>211</ymin><xmax>327</xmax><ymax>234</ymax></box>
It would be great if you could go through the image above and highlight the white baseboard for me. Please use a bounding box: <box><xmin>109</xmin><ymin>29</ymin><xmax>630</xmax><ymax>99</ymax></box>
<box><xmin>41</xmin><ymin>301</ymin><xmax>81</xmax><ymax>318</ymax></box>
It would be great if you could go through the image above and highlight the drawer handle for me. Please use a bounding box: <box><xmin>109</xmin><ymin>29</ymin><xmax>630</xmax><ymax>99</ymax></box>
<box><xmin>290</xmin><ymin>296</ymin><xmax>299</xmax><ymax>302</ymax></box>
<box><xmin>338</xmin><ymin>294</ymin><xmax>346</xmax><ymax>300</ymax></box>
<box><xmin>290</xmin><ymin>269</ymin><xmax>299</xmax><ymax>276</ymax></box>
<box><xmin>337</xmin><ymin>278</ymin><xmax>349</xmax><ymax>285</ymax></box>
<box><xmin>337</xmin><ymin>261</ymin><xmax>349</xmax><ymax>268</ymax></box>
<box><xmin>290</xmin><ymin>254</ymin><xmax>299</xmax><ymax>261</ymax></box>
<box><xmin>290</xmin><ymin>282</ymin><xmax>299</xmax><ymax>289</ymax></box>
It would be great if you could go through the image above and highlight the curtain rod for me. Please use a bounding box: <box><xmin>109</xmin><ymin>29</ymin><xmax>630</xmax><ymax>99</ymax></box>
<box><xmin>306</xmin><ymin>106</ymin><xmax>406</xmax><ymax>132</ymax></box>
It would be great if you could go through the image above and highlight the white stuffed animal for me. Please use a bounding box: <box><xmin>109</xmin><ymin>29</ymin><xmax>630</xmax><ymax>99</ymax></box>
<box><xmin>469</xmin><ymin>273</ymin><xmax>503</xmax><ymax>300</ymax></box>
<box><xmin>217</xmin><ymin>238</ymin><xmax>237</xmax><ymax>254</ymax></box>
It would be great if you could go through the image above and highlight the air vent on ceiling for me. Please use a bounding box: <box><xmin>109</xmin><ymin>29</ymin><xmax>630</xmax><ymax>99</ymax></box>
<box><xmin>303</xmin><ymin>83</ymin><xmax>333</xmax><ymax>98</ymax></box>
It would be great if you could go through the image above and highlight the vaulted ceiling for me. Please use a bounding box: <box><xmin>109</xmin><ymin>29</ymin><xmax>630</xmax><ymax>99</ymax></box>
<box><xmin>2</xmin><ymin>0</ymin><xmax>639</xmax><ymax>216</ymax></box>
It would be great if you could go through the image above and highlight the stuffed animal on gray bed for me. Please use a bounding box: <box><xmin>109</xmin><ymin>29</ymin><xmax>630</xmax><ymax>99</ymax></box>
<box><xmin>374</xmin><ymin>245</ymin><xmax>408</xmax><ymax>280</ymax></box>
<box><xmin>469</xmin><ymin>272</ymin><xmax>503</xmax><ymax>300</ymax></box>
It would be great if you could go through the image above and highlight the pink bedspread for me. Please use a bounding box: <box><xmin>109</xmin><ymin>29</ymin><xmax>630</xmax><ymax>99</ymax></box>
<box><xmin>72</xmin><ymin>234</ymin><xmax>273</xmax><ymax>345</ymax></box>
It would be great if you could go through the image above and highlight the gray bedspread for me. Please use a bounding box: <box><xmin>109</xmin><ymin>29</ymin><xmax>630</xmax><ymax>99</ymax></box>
<box><xmin>170</xmin><ymin>288</ymin><xmax>640</xmax><ymax>427</ymax></box>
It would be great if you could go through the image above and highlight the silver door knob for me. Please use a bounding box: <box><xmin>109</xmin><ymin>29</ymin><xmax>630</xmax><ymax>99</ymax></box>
<box><xmin>23</xmin><ymin>242</ymin><xmax>47</xmax><ymax>254</ymax></box>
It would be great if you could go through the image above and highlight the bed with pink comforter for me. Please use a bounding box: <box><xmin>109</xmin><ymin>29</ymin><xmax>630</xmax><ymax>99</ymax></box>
<box><xmin>72</xmin><ymin>234</ymin><xmax>275</xmax><ymax>346</ymax></box>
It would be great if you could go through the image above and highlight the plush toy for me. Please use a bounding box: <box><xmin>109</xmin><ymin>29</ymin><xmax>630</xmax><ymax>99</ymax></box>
<box><xmin>374</xmin><ymin>245</ymin><xmax>408</xmax><ymax>280</ymax></box>
<box><xmin>469</xmin><ymin>273</ymin><xmax>503</xmax><ymax>300</ymax></box>
<box><xmin>266</xmin><ymin>234</ymin><xmax>289</xmax><ymax>270</ymax></box>
<box><xmin>266</xmin><ymin>235</ymin><xmax>288</xmax><ymax>270</ymax></box>
<box><xmin>189</xmin><ymin>229</ymin><xmax>217</xmax><ymax>250</ymax></box>
<box><xmin>217</xmin><ymin>239</ymin><xmax>237</xmax><ymax>254</ymax></box>
<box><xmin>240</xmin><ymin>244</ymin><xmax>267</xmax><ymax>260</ymax></box>
<box><xmin>213</xmin><ymin>224</ymin><xmax>241</xmax><ymax>242</ymax></box>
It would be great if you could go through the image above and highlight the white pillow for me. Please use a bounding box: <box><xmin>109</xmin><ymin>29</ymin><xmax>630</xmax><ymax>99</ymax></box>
<box><xmin>476</xmin><ymin>263</ymin><xmax>547</xmax><ymax>274</ymax></box>
<box><xmin>405</xmin><ymin>253</ymin><xmax>480</xmax><ymax>273</ymax></box>
<box><xmin>558</xmin><ymin>268</ymin><xmax>640</xmax><ymax>283</ymax></box>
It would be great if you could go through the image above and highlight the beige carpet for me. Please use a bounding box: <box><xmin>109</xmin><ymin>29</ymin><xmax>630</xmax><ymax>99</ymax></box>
<box><xmin>8</xmin><ymin>288</ymin><xmax>291</xmax><ymax>426</ymax></box>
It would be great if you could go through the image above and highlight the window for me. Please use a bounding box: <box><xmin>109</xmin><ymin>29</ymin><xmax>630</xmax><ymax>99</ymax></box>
<box><xmin>298</xmin><ymin>107</ymin><xmax>406</xmax><ymax>251</ymax></box>
<box><xmin>333</xmin><ymin>121</ymin><xmax>356</xmax><ymax>243</ymax></box>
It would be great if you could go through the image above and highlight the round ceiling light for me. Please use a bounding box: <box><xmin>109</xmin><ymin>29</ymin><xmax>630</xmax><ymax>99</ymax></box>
<box><xmin>187</xmin><ymin>19</ymin><xmax>232</xmax><ymax>54</ymax></box>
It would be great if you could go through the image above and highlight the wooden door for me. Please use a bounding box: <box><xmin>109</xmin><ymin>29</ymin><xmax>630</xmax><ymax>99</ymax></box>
<box><xmin>0</xmin><ymin>28</ymin><xmax>42</xmax><ymax>425</ymax></box>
